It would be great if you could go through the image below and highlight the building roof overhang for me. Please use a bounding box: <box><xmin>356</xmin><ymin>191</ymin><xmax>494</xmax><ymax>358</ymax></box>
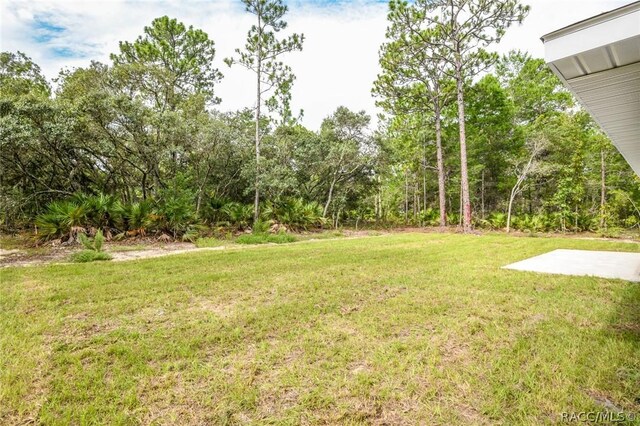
<box><xmin>541</xmin><ymin>1</ymin><xmax>640</xmax><ymax>174</ymax></box>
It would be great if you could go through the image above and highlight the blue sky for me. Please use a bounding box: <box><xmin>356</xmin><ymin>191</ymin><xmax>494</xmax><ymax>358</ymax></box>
<box><xmin>1</xmin><ymin>0</ymin><xmax>630</xmax><ymax>129</ymax></box>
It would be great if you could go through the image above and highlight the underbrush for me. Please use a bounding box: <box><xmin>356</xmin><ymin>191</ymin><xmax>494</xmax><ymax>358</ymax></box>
<box><xmin>70</xmin><ymin>250</ymin><xmax>112</xmax><ymax>263</ymax></box>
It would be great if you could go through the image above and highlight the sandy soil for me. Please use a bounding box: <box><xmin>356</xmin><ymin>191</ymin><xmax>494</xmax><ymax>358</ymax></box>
<box><xmin>0</xmin><ymin>242</ymin><xmax>210</xmax><ymax>268</ymax></box>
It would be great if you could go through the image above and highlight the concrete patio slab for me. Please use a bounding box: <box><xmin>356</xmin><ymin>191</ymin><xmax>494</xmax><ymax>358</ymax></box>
<box><xmin>503</xmin><ymin>249</ymin><xmax>640</xmax><ymax>282</ymax></box>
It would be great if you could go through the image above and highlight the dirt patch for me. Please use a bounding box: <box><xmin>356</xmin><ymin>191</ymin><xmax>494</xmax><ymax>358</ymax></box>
<box><xmin>187</xmin><ymin>297</ymin><xmax>238</xmax><ymax>318</ymax></box>
<box><xmin>0</xmin><ymin>241</ymin><xmax>225</xmax><ymax>267</ymax></box>
<box><xmin>0</xmin><ymin>245</ymin><xmax>74</xmax><ymax>268</ymax></box>
<box><xmin>110</xmin><ymin>243</ymin><xmax>206</xmax><ymax>262</ymax></box>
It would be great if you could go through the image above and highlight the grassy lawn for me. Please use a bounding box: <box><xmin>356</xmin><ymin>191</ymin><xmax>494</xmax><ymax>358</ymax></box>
<box><xmin>1</xmin><ymin>233</ymin><xmax>639</xmax><ymax>424</ymax></box>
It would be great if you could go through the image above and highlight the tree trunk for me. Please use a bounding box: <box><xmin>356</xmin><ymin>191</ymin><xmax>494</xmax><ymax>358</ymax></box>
<box><xmin>455</xmin><ymin>60</ymin><xmax>472</xmax><ymax>232</ymax></box>
<box><xmin>141</xmin><ymin>172</ymin><xmax>147</xmax><ymax>200</ymax></box>
<box><xmin>481</xmin><ymin>169</ymin><xmax>485</xmax><ymax>220</ymax></box>
<box><xmin>459</xmin><ymin>181</ymin><xmax>463</xmax><ymax>227</ymax></box>
<box><xmin>323</xmin><ymin>175</ymin><xmax>337</xmax><ymax>218</ymax></box>
<box><xmin>422</xmin><ymin>141</ymin><xmax>427</xmax><ymax>217</ymax></box>
<box><xmin>253</xmin><ymin>12</ymin><xmax>262</xmax><ymax>224</ymax></box>
<box><xmin>404</xmin><ymin>170</ymin><xmax>409</xmax><ymax>224</ymax></box>
<box><xmin>506</xmin><ymin>186</ymin><xmax>516</xmax><ymax>233</ymax></box>
<box><xmin>435</xmin><ymin>106</ymin><xmax>447</xmax><ymax>227</ymax></box>
<box><xmin>415</xmin><ymin>183</ymin><xmax>419</xmax><ymax>221</ymax></box>
<box><xmin>600</xmin><ymin>148</ymin><xmax>606</xmax><ymax>230</ymax></box>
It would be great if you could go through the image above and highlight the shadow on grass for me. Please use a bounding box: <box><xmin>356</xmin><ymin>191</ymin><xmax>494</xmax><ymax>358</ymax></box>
<box><xmin>609</xmin><ymin>282</ymin><xmax>640</xmax><ymax>343</ymax></box>
<box><xmin>601</xmin><ymin>281</ymin><xmax>640</xmax><ymax>416</ymax></box>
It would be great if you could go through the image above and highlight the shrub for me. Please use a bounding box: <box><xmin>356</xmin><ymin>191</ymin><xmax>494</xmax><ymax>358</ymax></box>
<box><xmin>221</xmin><ymin>202</ymin><xmax>253</xmax><ymax>229</ymax></box>
<box><xmin>154</xmin><ymin>177</ymin><xmax>199</xmax><ymax>237</ymax></box>
<box><xmin>122</xmin><ymin>201</ymin><xmax>155</xmax><ymax>236</ymax></box>
<box><xmin>74</xmin><ymin>193</ymin><xmax>123</xmax><ymax>234</ymax></box>
<box><xmin>512</xmin><ymin>214</ymin><xmax>549</xmax><ymax>233</ymax></box>
<box><xmin>71</xmin><ymin>229</ymin><xmax>112</xmax><ymax>263</ymax></box>
<box><xmin>78</xmin><ymin>229</ymin><xmax>105</xmax><ymax>252</ymax></box>
<box><xmin>488</xmin><ymin>212</ymin><xmax>507</xmax><ymax>230</ymax></box>
<box><xmin>201</xmin><ymin>195</ymin><xmax>230</xmax><ymax>224</ymax></box>
<box><xmin>35</xmin><ymin>200</ymin><xmax>86</xmax><ymax>240</ymax></box>
<box><xmin>420</xmin><ymin>208</ymin><xmax>440</xmax><ymax>226</ymax></box>
<box><xmin>252</xmin><ymin>219</ymin><xmax>271</xmax><ymax>234</ymax></box>
<box><xmin>181</xmin><ymin>224</ymin><xmax>207</xmax><ymax>242</ymax></box>
<box><xmin>70</xmin><ymin>250</ymin><xmax>112</xmax><ymax>263</ymax></box>
<box><xmin>261</xmin><ymin>198</ymin><xmax>324</xmax><ymax>231</ymax></box>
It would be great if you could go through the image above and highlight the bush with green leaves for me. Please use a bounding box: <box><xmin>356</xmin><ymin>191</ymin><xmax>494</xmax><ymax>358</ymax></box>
<box><xmin>74</xmin><ymin>193</ymin><xmax>123</xmax><ymax>233</ymax></box>
<box><xmin>261</xmin><ymin>198</ymin><xmax>324</xmax><ymax>231</ymax></box>
<box><xmin>121</xmin><ymin>201</ymin><xmax>156</xmax><ymax>236</ymax></box>
<box><xmin>419</xmin><ymin>208</ymin><xmax>440</xmax><ymax>227</ymax></box>
<box><xmin>251</xmin><ymin>219</ymin><xmax>271</xmax><ymax>234</ymax></box>
<box><xmin>78</xmin><ymin>229</ymin><xmax>105</xmax><ymax>252</ymax></box>
<box><xmin>70</xmin><ymin>250</ymin><xmax>112</xmax><ymax>263</ymax></box>
<box><xmin>201</xmin><ymin>195</ymin><xmax>231</xmax><ymax>224</ymax></box>
<box><xmin>490</xmin><ymin>212</ymin><xmax>508</xmax><ymax>230</ymax></box>
<box><xmin>35</xmin><ymin>200</ymin><xmax>87</xmax><ymax>240</ymax></box>
<box><xmin>153</xmin><ymin>176</ymin><xmax>200</xmax><ymax>238</ymax></box>
<box><xmin>72</xmin><ymin>229</ymin><xmax>112</xmax><ymax>262</ymax></box>
<box><xmin>220</xmin><ymin>202</ymin><xmax>253</xmax><ymax>229</ymax></box>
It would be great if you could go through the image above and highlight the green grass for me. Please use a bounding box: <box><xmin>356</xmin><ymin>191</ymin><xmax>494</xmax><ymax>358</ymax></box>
<box><xmin>0</xmin><ymin>235</ymin><xmax>49</xmax><ymax>256</ymax></box>
<box><xmin>1</xmin><ymin>233</ymin><xmax>639</xmax><ymax>424</ymax></box>
<box><xmin>107</xmin><ymin>244</ymin><xmax>148</xmax><ymax>252</ymax></box>
<box><xmin>194</xmin><ymin>237</ymin><xmax>231</xmax><ymax>248</ymax></box>
<box><xmin>69</xmin><ymin>250</ymin><xmax>113</xmax><ymax>263</ymax></box>
<box><xmin>236</xmin><ymin>233</ymin><xmax>297</xmax><ymax>244</ymax></box>
<box><xmin>295</xmin><ymin>230</ymin><xmax>346</xmax><ymax>240</ymax></box>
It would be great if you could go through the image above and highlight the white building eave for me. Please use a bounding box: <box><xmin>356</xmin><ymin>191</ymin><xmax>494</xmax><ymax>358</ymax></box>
<box><xmin>541</xmin><ymin>1</ymin><xmax>640</xmax><ymax>175</ymax></box>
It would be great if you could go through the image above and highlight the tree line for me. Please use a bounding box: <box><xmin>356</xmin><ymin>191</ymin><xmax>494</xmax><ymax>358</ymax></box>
<box><xmin>1</xmin><ymin>0</ymin><xmax>638</xmax><ymax>241</ymax></box>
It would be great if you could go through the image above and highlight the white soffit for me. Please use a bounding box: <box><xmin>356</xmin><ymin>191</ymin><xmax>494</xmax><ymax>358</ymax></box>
<box><xmin>541</xmin><ymin>1</ymin><xmax>640</xmax><ymax>175</ymax></box>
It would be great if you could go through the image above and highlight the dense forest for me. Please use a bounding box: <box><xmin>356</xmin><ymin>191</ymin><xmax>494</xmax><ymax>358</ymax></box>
<box><xmin>1</xmin><ymin>0</ymin><xmax>639</xmax><ymax>242</ymax></box>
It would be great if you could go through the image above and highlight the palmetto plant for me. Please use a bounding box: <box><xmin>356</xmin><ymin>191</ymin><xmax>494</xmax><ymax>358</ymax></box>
<box><xmin>202</xmin><ymin>195</ymin><xmax>230</xmax><ymax>224</ymax></box>
<box><xmin>220</xmin><ymin>202</ymin><xmax>253</xmax><ymax>229</ymax></box>
<box><xmin>74</xmin><ymin>193</ymin><xmax>123</xmax><ymax>238</ymax></box>
<box><xmin>78</xmin><ymin>229</ymin><xmax>105</xmax><ymax>252</ymax></box>
<box><xmin>35</xmin><ymin>200</ymin><xmax>87</xmax><ymax>240</ymax></box>
<box><xmin>122</xmin><ymin>201</ymin><xmax>155</xmax><ymax>236</ymax></box>
<box><xmin>488</xmin><ymin>212</ymin><xmax>507</xmax><ymax>230</ymax></box>
<box><xmin>262</xmin><ymin>198</ymin><xmax>324</xmax><ymax>231</ymax></box>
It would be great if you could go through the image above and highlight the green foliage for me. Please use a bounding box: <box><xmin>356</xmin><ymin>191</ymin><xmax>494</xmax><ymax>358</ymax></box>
<box><xmin>252</xmin><ymin>219</ymin><xmax>271</xmax><ymax>235</ymax></box>
<box><xmin>201</xmin><ymin>195</ymin><xmax>230</xmax><ymax>224</ymax></box>
<box><xmin>262</xmin><ymin>198</ymin><xmax>324</xmax><ymax>230</ymax></box>
<box><xmin>510</xmin><ymin>214</ymin><xmax>547</xmax><ymax>233</ymax></box>
<box><xmin>35</xmin><ymin>201</ymin><xmax>86</xmax><ymax>239</ymax></box>
<box><xmin>2</xmin><ymin>8</ymin><xmax>640</xmax><ymax>237</ymax></box>
<box><xmin>154</xmin><ymin>176</ymin><xmax>199</xmax><ymax>237</ymax></box>
<box><xmin>0</xmin><ymin>51</ymin><xmax>51</xmax><ymax>99</ymax></box>
<box><xmin>235</xmin><ymin>232</ymin><xmax>297</xmax><ymax>245</ymax></box>
<box><xmin>221</xmin><ymin>202</ymin><xmax>254</xmax><ymax>229</ymax></box>
<box><xmin>226</xmin><ymin>0</ymin><xmax>304</xmax><ymax>123</ymax></box>
<box><xmin>488</xmin><ymin>213</ymin><xmax>507</xmax><ymax>230</ymax></box>
<box><xmin>419</xmin><ymin>208</ymin><xmax>441</xmax><ymax>227</ymax></box>
<box><xmin>78</xmin><ymin>229</ymin><xmax>105</xmax><ymax>252</ymax></box>
<box><xmin>122</xmin><ymin>201</ymin><xmax>155</xmax><ymax>236</ymax></box>
<box><xmin>111</xmin><ymin>15</ymin><xmax>223</xmax><ymax>106</ymax></box>
<box><xmin>70</xmin><ymin>250</ymin><xmax>112</xmax><ymax>263</ymax></box>
<box><xmin>73</xmin><ymin>193</ymin><xmax>123</xmax><ymax>233</ymax></box>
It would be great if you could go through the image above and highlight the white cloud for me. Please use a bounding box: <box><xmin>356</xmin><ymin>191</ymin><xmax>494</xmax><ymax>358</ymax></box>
<box><xmin>0</xmin><ymin>0</ymin><xmax>631</xmax><ymax>129</ymax></box>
